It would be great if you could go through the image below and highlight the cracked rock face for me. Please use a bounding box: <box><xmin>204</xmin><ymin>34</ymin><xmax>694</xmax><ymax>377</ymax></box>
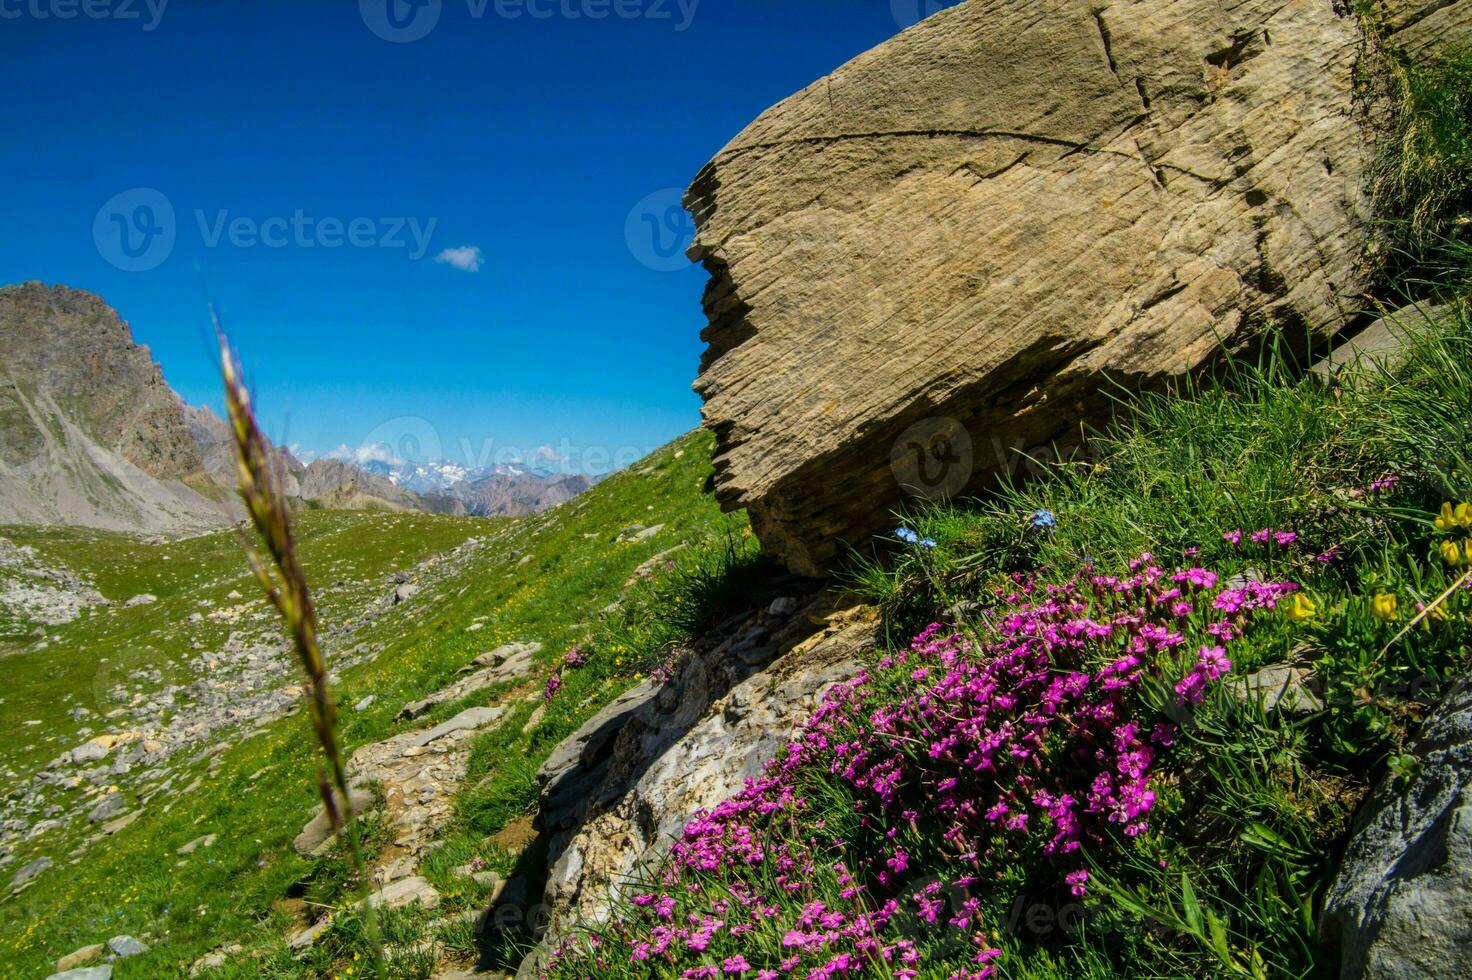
<box><xmin>1324</xmin><ymin>672</ymin><xmax>1472</xmax><ymax>978</ymax></box>
<box><xmin>520</xmin><ymin>595</ymin><xmax>878</xmax><ymax>968</ymax></box>
<box><xmin>687</xmin><ymin>0</ymin><xmax>1465</xmax><ymax>576</ymax></box>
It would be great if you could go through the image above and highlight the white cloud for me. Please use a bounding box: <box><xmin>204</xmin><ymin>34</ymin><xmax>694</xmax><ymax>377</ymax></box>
<box><xmin>434</xmin><ymin>245</ymin><xmax>484</xmax><ymax>273</ymax></box>
<box><xmin>528</xmin><ymin>444</ymin><xmax>570</xmax><ymax>466</ymax></box>
<box><xmin>289</xmin><ymin>442</ymin><xmax>319</xmax><ymax>464</ymax></box>
<box><xmin>326</xmin><ymin>442</ymin><xmax>401</xmax><ymax>466</ymax></box>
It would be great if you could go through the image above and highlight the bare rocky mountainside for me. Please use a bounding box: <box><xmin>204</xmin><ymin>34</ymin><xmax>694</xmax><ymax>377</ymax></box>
<box><xmin>0</xmin><ymin>283</ymin><xmax>593</xmax><ymax>531</ymax></box>
<box><xmin>180</xmin><ymin>401</ymin><xmax>304</xmax><ymax>519</ymax></box>
<box><xmin>0</xmin><ymin>282</ymin><xmax>223</xmax><ymax>533</ymax></box>
<box><xmin>687</xmin><ymin>0</ymin><xmax>1469</xmax><ymax>575</ymax></box>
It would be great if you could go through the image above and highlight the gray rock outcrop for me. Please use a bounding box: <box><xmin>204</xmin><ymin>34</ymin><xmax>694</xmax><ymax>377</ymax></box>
<box><xmin>45</xmin><ymin>967</ymin><xmax>111</xmax><ymax>980</ymax></box>
<box><xmin>686</xmin><ymin>0</ymin><xmax>1472</xmax><ymax>575</ymax></box>
<box><xmin>521</xmin><ymin>595</ymin><xmax>878</xmax><ymax>967</ymax></box>
<box><xmin>1324</xmin><ymin>672</ymin><xmax>1472</xmax><ymax>978</ymax></box>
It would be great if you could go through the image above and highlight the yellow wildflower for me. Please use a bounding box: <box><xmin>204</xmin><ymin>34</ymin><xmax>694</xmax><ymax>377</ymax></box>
<box><xmin>1371</xmin><ymin>593</ymin><xmax>1399</xmax><ymax>622</ymax></box>
<box><xmin>1441</xmin><ymin>539</ymin><xmax>1466</xmax><ymax>567</ymax></box>
<box><xmin>1436</xmin><ymin>502</ymin><xmax>1459</xmax><ymax>531</ymax></box>
<box><xmin>1283</xmin><ymin>593</ymin><xmax>1317</xmax><ymax>621</ymax></box>
<box><xmin>1460</xmin><ymin>503</ymin><xmax>1472</xmax><ymax>527</ymax></box>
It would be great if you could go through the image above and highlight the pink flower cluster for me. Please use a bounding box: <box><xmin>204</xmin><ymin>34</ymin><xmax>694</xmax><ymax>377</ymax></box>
<box><xmin>547</xmin><ymin>553</ymin><xmax>1300</xmax><ymax>979</ymax></box>
<box><xmin>545</xmin><ymin>647</ymin><xmax>588</xmax><ymax>702</ymax></box>
<box><xmin>1223</xmin><ymin>527</ymin><xmax>1298</xmax><ymax>548</ymax></box>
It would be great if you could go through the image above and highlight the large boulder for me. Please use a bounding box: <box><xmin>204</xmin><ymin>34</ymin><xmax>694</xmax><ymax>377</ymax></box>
<box><xmin>686</xmin><ymin>0</ymin><xmax>1469</xmax><ymax>575</ymax></box>
<box><xmin>1323</xmin><ymin>672</ymin><xmax>1472</xmax><ymax>978</ymax></box>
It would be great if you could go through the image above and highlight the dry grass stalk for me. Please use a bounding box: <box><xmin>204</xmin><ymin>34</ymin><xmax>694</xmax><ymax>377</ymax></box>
<box><xmin>216</xmin><ymin>314</ymin><xmax>385</xmax><ymax>976</ymax></box>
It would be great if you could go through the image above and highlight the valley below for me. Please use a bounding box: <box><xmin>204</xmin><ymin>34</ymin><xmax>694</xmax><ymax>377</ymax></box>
<box><xmin>0</xmin><ymin>433</ymin><xmax>745</xmax><ymax>977</ymax></box>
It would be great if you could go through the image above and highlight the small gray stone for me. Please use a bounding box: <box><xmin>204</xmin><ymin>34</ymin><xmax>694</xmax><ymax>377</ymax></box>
<box><xmin>287</xmin><ymin>917</ymin><xmax>333</xmax><ymax>951</ymax></box>
<box><xmin>100</xmin><ymin>810</ymin><xmax>140</xmax><ymax>835</ymax></box>
<box><xmin>1230</xmin><ymin>665</ymin><xmax>1323</xmax><ymax>715</ymax></box>
<box><xmin>1310</xmin><ymin>303</ymin><xmax>1453</xmax><ymax>378</ymax></box>
<box><xmin>403</xmin><ymin>706</ymin><xmax>505</xmax><ymax>750</ymax></box>
<box><xmin>177</xmin><ymin>833</ymin><xmax>217</xmax><ymax>855</ymax></box>
<box><xmin>45</xmin><ymin>967</ymin><xmax>111</xmax><ymax>980</ymax></box>
<box><xmin>468</xmin><ymin>641</ymin><xmax>542</xmax><ymax>673</ymax></box>
<box><xmin>70</xmin><ymin>741</ymin><xmax>111</xmax><ymax>764</ymax></box>
<box><xmin>628</xmin><ymin>523</ymin><xmax>665</xmax><ymax>542</ymax></box>
<box><xmin>107</xmin><ymin>935</ymin><xmax>149</xmax><ymax>957</ymax></box>
<box><xmin>362</xmin><ymin>875</ymin><xmax>440</xmax><ymax>912</ymax></box>
<box><xmin>944</xmin><ymin>600</ymin><xmax>984</xmax><ymax>620</ymax></box>
<box><xmin>736</xmin><ymin>645</ymin><xmax>779</xmax><ymax>667</ymax></box>
<box><xmin>86</xmin><ymin>794</ymin><xmax>126</xmax><ymax>824</ymax></box>
<box><xmin>292</xmin><ymin>788</ymin><xmax>374</xmax><ymax>856</ymax></box>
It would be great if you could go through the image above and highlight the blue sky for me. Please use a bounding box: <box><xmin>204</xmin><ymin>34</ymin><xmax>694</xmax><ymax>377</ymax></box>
<box><xmin>0</xmin><ymin>0</ymin><xmax>957</xmax><ymax>472</ymax></box>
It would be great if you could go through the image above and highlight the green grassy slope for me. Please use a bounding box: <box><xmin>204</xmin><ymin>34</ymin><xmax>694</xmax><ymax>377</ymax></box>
<box><xmin>0</xmin><ymin>430</ymin><xmax>750</xmax><ymax>978</ymax></box>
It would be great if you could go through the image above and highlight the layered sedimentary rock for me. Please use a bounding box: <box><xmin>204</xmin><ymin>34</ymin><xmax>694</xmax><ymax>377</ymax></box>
<box><xmin>517</xmin><ymin>594</ymin><xmax>878</xmax><ymax>973</ymax></box>
<box><xmin>687</xmin><ymin>0</ymin><xmax>1467</xmax><ymax>575</ymax></box>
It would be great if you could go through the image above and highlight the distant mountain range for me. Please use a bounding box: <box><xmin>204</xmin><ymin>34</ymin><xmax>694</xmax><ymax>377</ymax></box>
<box><xmin>358</xmin><ymin>459</ymin><xmax>596</xmax><ymax>517</ymax></box>
<box><xmin>0</xmin><ymin>282</ymin><xmax>595</xmax><ymax>532</ymax></box>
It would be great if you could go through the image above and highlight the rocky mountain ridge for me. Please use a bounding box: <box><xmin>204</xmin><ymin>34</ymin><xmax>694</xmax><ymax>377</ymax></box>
<box><xmin>0</xmin><ymin>282</ymin><xmax>223</xmax><ymax>534</ymax></box>
<box><xmin>365</xmin><ymin>459</ymin><xmax>597</xmax><ymax>518</ymax></box>
<box><xmin>0</xmin><ymin>282</ymin><xmax>594</xmax><ymax>531</ymax></box>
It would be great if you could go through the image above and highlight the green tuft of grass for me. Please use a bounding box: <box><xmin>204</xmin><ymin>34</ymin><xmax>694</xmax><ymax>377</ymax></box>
<box><xmin>1369</xmin><ymin>48</ymin><xmax>1472</xmax><ymax>255</ymax></box>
